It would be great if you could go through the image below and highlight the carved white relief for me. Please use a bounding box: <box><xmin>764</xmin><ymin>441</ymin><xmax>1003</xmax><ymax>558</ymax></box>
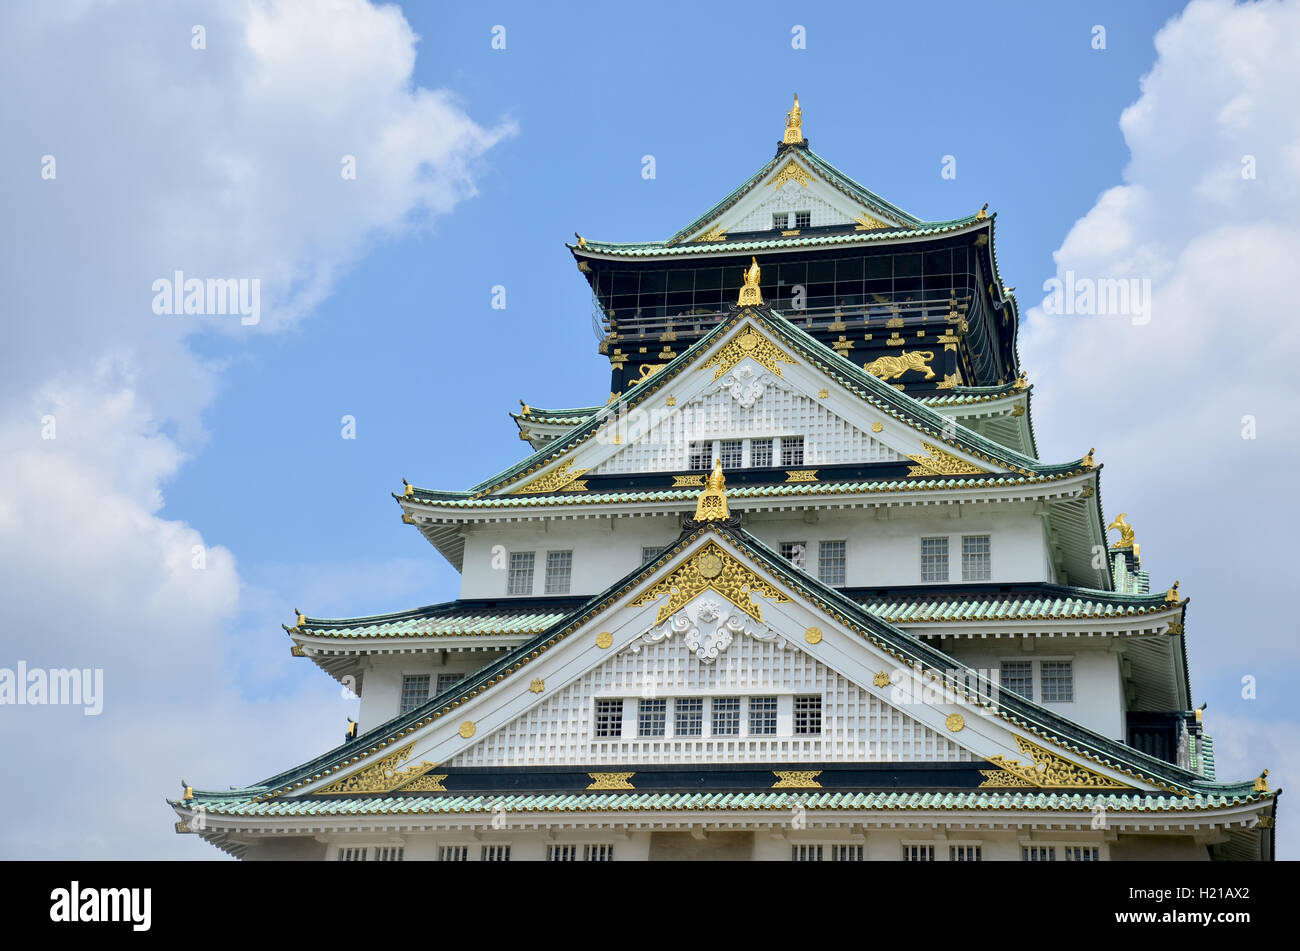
<box><xmin>625</xmin><ymin>597</ymin><xmax>784</xmax><ymax>664</ymax></box>
<box><xmin>705</xmin><ymin>364</ymin><xmax>790</xmax><ymax>409</ymax></box>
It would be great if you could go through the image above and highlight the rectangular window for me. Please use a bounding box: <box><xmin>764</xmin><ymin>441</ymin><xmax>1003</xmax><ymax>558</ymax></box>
<box><xmin>794</xmin><ymin>695</ymin><xmax>822</xmax><ymax>735</ymax></box>
<box><xmin>1023</xmin><ymin>846</ymin><xmax>1056</xmax><ymax>862</ymax></box>
<box><xmin>749</xmin><ymin>696</ymin><xmax>778</xmax><ymax>735</ymax></box>
<box><xmin>507</xmin><ymin>551</ymin><xmax>535</xmax><ymax>596</ymax></box>
<box><xmin>780</xmin><ymin>435</ymin><xmax>805</xmax><ymax>466</ymax></box>
<box><xmin>594</xmin><ymin>699</ymin><xmax>623</xmax><ymax>738</ymax></box>
<box><xmin>638</xmin><ymin>698</ymin><xmax>667</xmax><ymax>737</ymax></box>
<box><xmin>818</xmin><ymin>541</ymin><xmax>846</xmax><ymax>586</ymax></box>
<box><xmin>585</xmin><ymin>844</ymin><xmax>615</xmax><ymax>862</ymax></box>
<box><xmin>437</xmin><ymin>845</ymin><xmax>468</xmax><ymax>861</ymax></box>
<box><xmin>481</xmin><ymin>845</ymin><xmax>511</xmax><ymax>862</ymax></box>
<box><xmin>903</xmin><ymin>845</ymin><xmax>935</xmax><ymax>862</ymax></box>
<box><xmin>544</xmin><ymin>550</ymin><xmax>573</xmax><ymax>595</ymax></box>
<box><xmin>950</xmin><ymin>845</ymin><xmax>982</xmax><ymax>862</ymax></box>
<box><xmin>712</xmin><ymin>697</ymin><xmax>740</xmax><ymax>736</ymax></box>
<box><xmin>688</xmin><ymin>440</ymin><xmax>712</xmax><ymax>470</ymax></box>
<box><xmin>794</xmin><ymin>211</ymin><xmax>811</xmax><ymax>229</ymax></box>
<box><xmin>1040</xmin><ymin>661</ymin><xmax>1074</xmax><ymax>702</ymax></box>
<box><xmin>791</xmin><ymin>844</ymin><xmax>823</xmax><ymax>861</ymax></box>
<box><xmin>1000</xmin><ymin>661</ymin><xmax>1033</xmax><ymax>701</ymax></box>
<box><xmin>337</xmin><ymin>847</ymin><xmax>368</xmax><ymax>862</ymax></box>
<box><xmin>920</xmin><ymin>537</ymin><xmax>949</xmax><ymax>582</ymax></box>
<box><xmin>772</xmin><ymin>212</ymin><xmax>789</xmax><ymax>230</ymax></box>
<box><xmin>750</xmin><ymin>439</ymin><xmax>773</xmax><ymax>468</ymax></box>
<box><xmin>642</xmin><ymin>545</ymin><xmax>663</xmax><ymax>563</ymax></box>
<box><xmin>436</xmin><ymin>672</ymin><xmax>464</xmax><ymax>694</ymax></box>
<box><xmin>832</xmin><ymin>844</ymin><xmax>864</xmax><ymax>861</ymax></box>
<box><xmin>547</xmin><ymin>844</ymin><xmax>579</xmax><ymax>862</ymax></box>
<box><xmin>780</xmin><ymin>541</ymin><xmax>807</xmax><ymax>569</ymax></box>
<box><xmin>962</xmin><ymin>534</ymin><xmax>991</xmax><ymax>581</ymax></box>
<box><xmin>374</xmin><ymin>847</ymin><xmax>404</xmax><ymax>862</ymax></box>
<box><xmin>675</xmin><ymin>697</ymin><xmax>703</xmax><ymax>737</ymax></box>
<box><xmin>1063</xmin><ymin>846</ymin><xmax>1099</xmax><ymax>862</ymax></box>
<box><xmin>399</xmin><ymin>674</ymin><xmax>430</xmax><ymax>714</ymax></box>
<box><xmin>718</xmin><ymin>438</ymin><xmax>743</xmax><ymax>469</ymax></box>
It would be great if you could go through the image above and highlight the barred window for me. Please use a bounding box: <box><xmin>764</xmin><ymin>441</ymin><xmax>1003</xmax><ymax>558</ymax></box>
<box><xmin>1023</xmin><ymin>846</ymin><xmax>1056</xmax><ymax>862</ymax></box>
<box><xmin>780</xmin><ymin>541</ymin><xmax>807</xmax><ymax>569</ymax></box>
<box><xmin>921</xmin><ymin>537</ymin><xmax>949</xmax><ymax>582</ymax></box>
<box><xmin>437</xmin><ymin>845</ymin><xmax>468</xmax><ymax>861</ymax></box>
<box><xmin>818</xmin><ymin>540</ymin><xmax>846</xmax><ymax>586</ymax></box>
<box><xmin>436</xmin><ymin>672</ymin><xmax>464</xmax><ymax>693</ymax></box>
<box><xmin>794</xmin><ymin>211</ymin><xmax>811</xmax><ymax>229</ymax></box>
<box><xmin>719</xmin><ymin>439</ymin><xmax>743</xmax><ymax>469</ymax></box>
<box><xmin>750</xmin><ymin>439</ymin><xmax>773</xmax><ymax>467</ymax></box>
<box><xmin>641</xmin><ymin>545</ymin><xmax>663</xmax><ymax>563</ymax></box>
<box><xmin>712</xmin><ymin>697</ymin><xmax>740</xmax><ymax>736</ymax></box>
<box><xmin>780</xmin><ymin>435</ymin><xmax>804</xmax><ymax>466</ymax></box>
<box><xmin>638</xmin><ymin>698</ymin><xmax>667</xmax><ymax>737</ymax></box>
<box><xmin>749</xmin><ymin>696</ymin><xmax>778</xmax><ymax>735</ymax></box>
<box><xmin>772</xmin><ymin>212</ymin><xmax>789</xmax><ymax>230</ymax></box>
<box><xmin>903</xmin><ymin>845</ymin><xmax>934</xmax><ymax>862</ymax></box>
<box><xmin>374</xmin><ymin>846</ymin><xmax>404</xmax><ymax>862</ymax></box>
<box><xmin>1040</xmin><ymin>661</ymin><xmax>1074</xmax><ymax>702</ymax></box>
<box><xmin>594</xmin><ymin>699</ymin><xmax>623</xmax><ymax>738</ymax></box>
<box><xmin>585</xmin><ymin>844</ymin><xmax>615</xmax><ymax>861</ymax></box>
<box><xmin>962</xmin><ymin>534</ymin><xmax>991</xmax><ymax>581</ymax></box>
<box><xmin>1000</xmin><ymin>661</ymin><xmax>1033</xmax><ymax>701</ymax></box>
<box><xmin>507</xmin><ymin>551</ymin><xmax>535</xmax><ymax>596</ymax></box>
<box><xmin>481</xmin><ymin>845</ymin><xmax>511</xmax><ymax>862</ymax></box>
<box><xmin>544</xmin><ymin>550</ymin><xmax>573</xmax><ymax>595</ymax></box>
<box><xmin>337</xmin><ymin>847</ymin><xmax>367</xmax><ymax>862</ymax></box>
<box><xmin>950</xmin><ymin>845</ymin><xmax>982</xmax><ymax>862</ymax></box>
<box><xmin>399</xmin><ymin>674</ymin><xmax>430</xmax><ymax>714</ymax></box>
<box><xmin>832</xmin><ymin>844</ymin><xmax>864</xmax><ymax>861</ymax></box>
<box><xmin>688</xmin><ymin>440</ymin><xmax>712</xmax><ymax>470</ymax></box>
<box><xmin>1063</xmin><ymin>846</ymin><xmax>1099</xmax><ymax>861</ymax></box>
<box><xmin>675</xmin><ymin>697</ymin><xmax>703</xmax><ymax>737</ymax></box>
<box><xmin>547</xmin><ymin>844</ymin><xmax>579</xmax><ymax>862</ymax></box>
<box><xmin>791</xmin><ymin>844</ymin><xmax>822</xmax><ymax>861</ymax></box>
<box><xmin>794</xmin><ymin>695</ymin><xmax>822</xmax><ymax>735</ymax></box>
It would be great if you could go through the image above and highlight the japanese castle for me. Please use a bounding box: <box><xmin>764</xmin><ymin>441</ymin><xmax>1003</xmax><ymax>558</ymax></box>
<box><xmin>173</xmin><ymin>97</ymin><xmax>1276</xmax><ymax>861</ymax></box>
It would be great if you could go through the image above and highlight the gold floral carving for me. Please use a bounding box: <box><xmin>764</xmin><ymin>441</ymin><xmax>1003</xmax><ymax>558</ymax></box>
<box><xmin>400</xmin><ymin>772</ymin><xmax>448</xmax><ymax>792</ymax></box>
<box><xmin>596</xmin><ymin>631</ymin><xmax>614</xmax><ymax>649</ymax></box>
<box><xmin>587</xmin><ymin>772</ymin><xmax>635</xmax><ymax>790</ymax></box>
<box><xmin>631</xmin><ymin>540</ymin><xmax>790</xmax><ymax>624</ymax></box>
<box><xmin>906</xmin><ymin>442</ymin><xmax>987</xmax><ymax>477</ymax></box>
<box><xmin>673</xmin><ymin>474</ymin><xmax>705</xmax><ymax>487</ymax></box>
<box><xmin>936</xmin><ymin>372</ymin><xmax>961</xmax><ymax>389</ymax></box>
<box><xmin>772</xmin><ymin>770</ymin><xmax>823</xmax><ymax>789</ymax></box>
<box><xmin>458</xmin><ymin>721</ymin><xmax>476</xmax><ymax>738</ymax></box>
<box><xmin>769</xmin><ymin>159</ymin><xmax>810</xmax><ymax>190</ymax></box>
<box><xmin>316</xmin><ymin>743</ymin><xmax>444</xmax><ymax>796</ymax></box>
<box><xmin>945</xmin><ymin>713</ymin><xmax>965</xmax><ymax>733</ymax></box>
<box><xmin>694</xmin><ymin>225</ymin><xmax>728</xmax><ymax>243</ymax></box>
<box><xmin>855</xmin><ymin>212</ymin><xmax>889</xmax><ymax>231</ymax></box>
<box><xmin>784</xmin><ymin>469</ymin><xmax>819</xmax><ymax>482</ymax></box>
<box><xmin>871</xmin><ymin>422</ymin><xmax>883</xmax><ymax>433</ymax></box>
<box><xmin>701</xmin><ymin>324</ymin><xmax>797</xmax><ymax>380</ymax></box>
<box><xmin>529</xmin><ymin>678</ymin><xmax>545</xmax><ymax>694</ymax></box>
<box><xmin>873</xmin><ymin>671</ymin><xmax>890</xmax><ymax>687</ymax></box>
<box><xmin>804</xmin><ymin>627</ymin><xmax>823</xmax><ymax>644</ymax></box>
<box><xmin>978</xmin><ymin>737</ymin><xmax>1131</xmax><ymax>789</ymax></box>
<box><xmin>510</xmin><ymin>460</ymin><xmax>591</xmax><ymax>495</ymax></box>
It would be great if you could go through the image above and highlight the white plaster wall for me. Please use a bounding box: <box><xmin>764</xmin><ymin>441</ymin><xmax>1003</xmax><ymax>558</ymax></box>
<box><xmin>359</xmin><ymin>650</ymin><xmax>501</xmax><ymax>730</ymax></box>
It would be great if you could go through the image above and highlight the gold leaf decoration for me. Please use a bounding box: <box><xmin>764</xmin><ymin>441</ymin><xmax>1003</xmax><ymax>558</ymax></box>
<box><xmin>769</xmin><ymin>159</ymin><xmax>810</xmax><ymax>190</ymax></box>
<box><xmin>906</xmin><ymin>442</ymin><xmax>986</xmax><ymax>477</ymax></box>
<box><xmin>978</xmin><ymin>737</ymin><xmax>1131</xmax><ymax>789</ymax></box>
<box><xmin>673</xmin><ymin>474</ymin><xmax>705</xmax><ymax>487</ymax></box>
<box><xmin>630</xmin><ymin>540</ymin><xmax>789</xmax><ymax>625</ymax></box>
<box><xmin>772</xmin><ymin>770</ymin><xmax>823</xmax><ymax>789</ymax></box>
<box><xmin>864</xmin><ymin>349</ymin><xmax>935</xmax><ymax>381</ymax></box>
<box><xmin>587</xmin><ymin>772</ymin><xmax>635</xmax><ymax>790</ymax></box>
<box><xmin>700</xmin><ymin>324</ymin><xmax>797</xmax><ymax>380</ymax></box>
<box><xmin>784</xmin><ymin>469</ymin><xmax>819</xmax><ymax>482</ymax></box>
<box><xmin>316</xmin><ymin>743</ymin><xmax>443</xmax><ymax>796</ymax></box>
<box><xmin>510</xmin><ymin>460</ymin><xmax>591</xmax><ymax>495</ymax></box>
<box><xmin>693</xmin><ymin>225</ymin><xmax>728</xmax><ymax>243</ymax></box>
<box><xmin>855</xmin><ymin>212</ymin><xmax>890</xmax><ymax>231</ymax></box>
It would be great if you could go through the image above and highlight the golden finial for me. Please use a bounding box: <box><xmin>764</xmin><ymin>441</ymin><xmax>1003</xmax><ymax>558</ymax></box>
<box><xmin>1254</xmin><ymin>769</ymin><xmax>1270</xmax><ymax>793</ymax></box>
<box><xmin>519</xmin><ymin>399</ymin><xmax>531</xmax><ymax>415</ymax></box>
<box><xmin>737</xmin><ymin>257</ymin><xmax>764</xmax><ymax>306</ymax></box>
<box><xmin>402</xmin><ymin>478</ymin><xmax>413</xmax><ymax>498</ymax></box>
<box><xmin>295</xmin><ymin>608</ymin><xmax>306</xmax><ymax>628</ymax></box>
<box><xmin>1165</xmin><ymin>581</ymin><xmax>1181</xmax><ymax>603</ymax></box>
<box><xmin>1107</xmin><ymin>513</ymin><xmax>1137</xmax><ymax>550</ymax></box>
<box><xmin>181</xmin><ymin>779</ymin><xmax>193</xmax><ymax>801</ymax></box>
<box><xmin>1012</xmin><ymin>371</ymin><xmax>1028</xmax><ymax>391</ymax></box>
<box><xmin>975</xmin><ymin>203</ymin><xmax>989</xmax><ymax>220</ymax></box>
<box><xmin>1081</xmin><ymin>448</ymin><xmax>1096</xmax><ymax>469</ymax></box>
<box><xmin>1195</xmin><ymin>701</ymin><xmax>1207</xmax><ymax>723</ymax></box>
<box><xmin>694</xmin><ymin>458</ymin><xmax>730</xmax><ymax>522</ymax></box>
<box><xmin>783</xmin><ymin>93</ymin><xmax>803</xmax><ymax>144</ymax></box>
<box><xmin>574</xmin><ymin>232</ymin><xmax>587</xmax><ymax>248</ymax></box>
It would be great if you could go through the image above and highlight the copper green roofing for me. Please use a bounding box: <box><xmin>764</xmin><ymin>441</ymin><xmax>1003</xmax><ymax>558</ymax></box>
<box><xmin>175</xmin><ymin>788</ymin><xmax>1269</xmax><ymax>817</ymax></box>
<box><xmin>292</xmin><ymin>598</ymin><xmax>582</xmax><ymax>639</ymax></box>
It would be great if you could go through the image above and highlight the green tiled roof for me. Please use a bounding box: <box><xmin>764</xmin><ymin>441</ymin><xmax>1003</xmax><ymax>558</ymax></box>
<box><xmin>294</xmin><ymin>599</ymin><xmax>582</xmax><ymax>639</ymax></box>
<box><xmin>177</xmin><ymin>788</ymin><xmax>1265</xmax><ymax>816</ymax></box>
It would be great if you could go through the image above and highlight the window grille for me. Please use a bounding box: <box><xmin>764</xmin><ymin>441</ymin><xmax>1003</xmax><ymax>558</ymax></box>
<box><xmin>507</xmin><ymin>551</ymin><xmax>535</xmax><ymax>596</ymax></box>
<box><xmin>547</xmin><ymin>844</ymin><xmax>579</xmax><ymax>861</ymax></box>
<box><xmin>688</xmin><ymin>440</ymin><xmax>712</xmax><ymax>470</ymax></box>
<box><xmin>1023</xmin><ymin>846</ymin><xmax>1056</xmax><ymax>862</ymax></box>
<box><xmin>921</xmin><ymin>537</ymin><xmax>949</xmax><ymax>582</ymax></box>
<box><xmin>1000</xmin><ymin>661</ymin><xmax>1033</xmax><ymax>701</ymax></box>
<box><xmin>780</xmin><ymin>435</ymin><xmax>804</xmax><ymax>466</ymax></box>
<box><xmin>903</xmin><ymin>845</ymin><xmax>934</xmax><ymax>861</ymax></box>
<box><xmin>374</xmin><ymin>847</ymin><xmax>404</xmax><ymax>862</ymax></box>
<box><xmin>818</xmin><ymin>541</ymin><xmax>846</xmax><ymax>586</ymax></box>
<box><xmin>337</xmin><ymin>847</ymin><xmax>367</xmax><ymax>862</ymax></box>
<box><xmin>594</xmin><ymin>699</ymin><xmax>623</xmax><ymax>738</ymax></box>
<box><xmin>399</xmin><ymin>674</ymin><xmax>430</xmax><ymax>714</ymax></box>
<box><xmin>749</xmin><ymin>696</ymin><xmax>777</xmax><ymax>735</ymax></box>
<box><xmin>791</xmin><ymin>844</ymin><xmax>823</xmax><ymax>861</ymax></box>
<box><xmin>750</xmin><ymin>439</ymin><xmax>773</xmax><ymax>467</ymax></box>
<box><xmin>780</xmin><ymin>541</ymin><xmax>807</xmax><ymax>569</ymax></box>
<box><xmin>437</xmin><ymin>845</ymin><xmax>468</xmax><ymax>861</ymax></box>
<box><xmin>638</xmin><ymin>698</ymin><xmax>667</xmax><ymax>737</ymax></box>
<box><xmin>481</xmin><ymin>845</ymin><xmax>511</xmax><ymax>862</ymax></box>
<box><xmin>1040</xmin><ymin>661</ymin><xmax>1074</xmax><ymax>702</ymax></box>
<box><xmin>675</xmin><ymin>697</ymin><xmax>703</xmax><ymax>737</ymax></box>
<box><xmin>832</xmin><ymin>844</ymin><xmax>864</xmax><ymax>861</ymax></box>
<box><xmin>794</xmin><ymin>211</ymin><xmax>811</xmax><ymax>229</ymax></box>
<box><xmin>585</xmin><ymin>844</ymin><xmax>615</xmax><ymax>861</ymax></box>
<box><xmin>545</xmin><ymin>550</ymin><xmax>573</xmax><ymax>595</ymax></box>
<box><xmin>712</xmin><ymin>697</ymin><xmax>740</xmax><ymax>736</ymax></box>
<box><xmin>950</xmin><ymin>845</ymin><xmax>982</xmax><ymax>862</ymax></box>
<box><xmin>719</xmin><ymin>439</ymin><xmax>743</xmax><ymax>469</ymax></box>
<box><xmin>1063</xmin><ymin>846</ymin><xmax>1099</xmax><ymax>861</ymax></box>
<box><xmin>436</xmin><ymin>673</ymin><xmax>464</xmax><ymax>693</ymax></box>
<box><xmin>772</xmin><ymin>212</ymin><xmax>789</xmax><ymax>230</ymax></box>
<box><xmin>962</xmin><ymin>534</ymin><xmax>991</xmax><ymax>581</ymax></box>
<box><xmin>794</xmin><ymin>695</ymin><xmax>822</xmax><ymax>735</ymax></box>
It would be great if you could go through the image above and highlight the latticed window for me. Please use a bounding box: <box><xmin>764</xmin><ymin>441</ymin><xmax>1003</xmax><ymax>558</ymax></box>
<box><xmin>712</xmin><ymin>697</ymin><xmax>740</xmax><ymax>736</ymax></box>
<box><xmin>337</xmin><ymin>847</ymin><xmax>367</xmax><ymax>862</ymax></box>
<box><xmin>374</xmin><ymin>847</ymin><xmax>404</xmax><ymax>862</ymax></box>
<box><xmin>780</xmin><ymin>435</ymin><xmax>804</xmax><ymax>466</ymax></box>
<box><xmin>638</xmin><ymin>698</ymin><xmax>667</xmax><ymax>737</ymax></box>
<box><xmin>594</xmin><ymin>699</ymin><xmax>623</xmax><ymax>738</ymax></box>
<box><xmin>1040</xmin><ymin>661</ymin><xmax>1074</xmax><ymax>702</ymax></box>
<box><xmin>1023</xmin><ymin>846</ymin><xmax>1056</xmax><ymax>862</ymax></box>
<box><xmin>436</xmin><ymin>672</ymin><xmax>464</xmax><ymax>693</ymax></box>
<box><xmin>399</xmin><ymin>674</ymin><xmax>430</xmax><ymax>714</ymax></box>
<box><xmin>585</xmin><ymin>844</ymin><xmax>615</xmax><ymax>861</ymax></box>
<box><xmin>962</xmin><ymin>534</ymin><xmax>991</xmax><ymax>581</ymax></box>
<box><xmin>437</xmin><ymin>845</ymin><xmax>468</xmax><ymax>861</ymax></box>
<box><xmin>780</xmin><ymin>541</ymin><xmax>807</xmax><ymax>569</ymax></box>
<box><xmin>547</xmin><ymin>844</ymin><xmax>579</xmax><ymax>861</ymax></box>
<box><xmin>507</xmin><ymin>551</ymin><xmax>534</xmax><ymax>595</ymax></box>
<box><xmin>903</xmin><ymin>845</ymin><xmax>935</xmax><ymax>862</ymax></box>
<box><xmin>921</xmin><ymin>537</ymin><xmax>949</xmax><ymax>582</ymax></box>
<box><xmin>794</xmin><ymin>211</ymin><xmax>811</xmax><ymax>229</ymax></box>
<box><xmin>1000</xmin><ymin>661</ymin><xmax>1033</xmax><ymax>701</ymax></box>
<box><xmin>481</xmin><ymin>845</ymin><xmax>511</xmax><ymax>862</ymax></box>
<box><xmin>1063</xmin><ymin>846</ymin><xmax>1099</xmax><ymax>861</ymax></box>
<box><xmin>791</xmin><ymin>844</ymin><xmax>823</xmax><ymax>861</ymax></box>
<box><xmin>750</xmin><ymin>439</ymin><xmax>773</xmax><ymax>467</ymax></box>
<box><xmin>689</xmin><ymin>440</ymin><xmax>712</xmax><ymax>470</ymax></box>
<box><xmin>719</xmin><ymin>439</ymin><xmax>743</xmax><ymax>469</ymax></box>
<box><xmin>545</xmin><ymin>550</ymin><xmax>573</xmax><ymax>595</ymax></box>
<box><xmin>951</xmin><ymin>845</ymin><xmax>982</xmax><ymax>862</ymax></box>
<box><xmin>749</xmin><ymin>696</ymin><xmax>777</xmax><ymax>735</ymax></box>
<box><xmin>642</xmin><ymin>545</ymin><xmax>663</xmax><ymax>563</ymax></box>
<box><xmin>832</xmin><ymin>844</ymin><xmax>864</xmax><ymax>861</ymax></box>
<box><xmin>818</xmin><ymin>541</ymin><xmax>846</xmax><ymax>586</ymax></box>
<box><xmin>772</xmin><ymin>212</ymin><xmax>790</xmax><ymax>230</ymax></box>
<box><xmin>675</xmin><ymin>697</ymin><xmax>703</xmax><ymax>736</ymax></box>
<box><xmin>794</xmin><ymin>695</ymin><xmax>822</xmax><ymax>735</ymax></box>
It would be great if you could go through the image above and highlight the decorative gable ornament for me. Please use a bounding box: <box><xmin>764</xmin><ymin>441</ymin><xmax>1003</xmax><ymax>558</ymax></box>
<box><xmin>737</xmin><ymin>257</ymin><xmax>764</xmax><ymax>306</ymax></box>
<box><xmin>709</xmin><ymin>363</ymin><xmax>785</xmax><ymax>408</ymax></box>
<box><xmin>626</xmin><ymin>597</ymin><xmax>784</xmax><ymax>664</ymax></box>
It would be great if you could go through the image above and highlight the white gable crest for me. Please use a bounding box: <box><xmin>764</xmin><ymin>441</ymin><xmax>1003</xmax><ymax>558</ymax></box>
<box><xmin>626</xmin><ymin>595</ymin><xmax>785</xmax><ymax>664</ymax></box>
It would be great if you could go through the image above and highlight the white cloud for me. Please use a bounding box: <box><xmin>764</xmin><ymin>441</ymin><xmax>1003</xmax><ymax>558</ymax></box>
<box><xmin>0</xmin><ymin>0</ymin><xmax>511</xmax><ymax>858</ymax></box>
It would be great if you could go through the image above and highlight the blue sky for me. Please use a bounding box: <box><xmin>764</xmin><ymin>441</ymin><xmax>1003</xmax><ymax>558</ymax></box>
<box><xmin>2</xmin><ymin>0</ymin><xmax>1296</xmax><ymax>859</ymax></box>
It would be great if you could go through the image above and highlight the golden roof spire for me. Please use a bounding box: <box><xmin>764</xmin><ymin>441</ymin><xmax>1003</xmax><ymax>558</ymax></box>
<box><xmin>694</xmin><ymin>458</ymin><xmax>730</xmax><ymax>522</ymax></box>
<box><xmin>737</xmin><ymin>257</ymin><xmax>763</xmax><ymax>306</ymax></box>
<box><xmin>783</xmin><ymin>93</ymin><xmax>803</xmax><ymax>144</ymax></box>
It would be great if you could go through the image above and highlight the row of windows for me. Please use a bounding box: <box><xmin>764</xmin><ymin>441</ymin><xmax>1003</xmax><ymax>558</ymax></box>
<box><xmin>336</xmin><ymin>847</ymin><xmax>405</xmax><ymax>861</ymax></box>
<box><xmin>595</xmin><ymin>696</ymin><xmax>822</xmax><ymax>738</ymax></box>
<box><xmin>435</xmin><ymin>845</ymin><xmax>613</xmax><ymax>862</ymax></box>
<box><xmin>399</xmin><ymin>672</ymin><xmax>471</xmax><ymax>714</ymax></box>
<box><xmin>688</xmin><ymin>436</ymin><xmax>803</xmax><ymax>470</ymax></box>
<box><xmin>999</xmin><ymin>660</ymin><xmax>1075</xmax><ymax>703</ymax></box>
<box><xmin>793</xmin><ymin>844</ymin><xmax>1098</xmax><ymax>862</ymax></box>
<box><xmin>772</xmin><ymin>211</ymin><xmax>812</xmax><ymax>230</ymax></box>
<box><xmin>507</xmin><ymin>549</ymin><xmax>573</xmax><ymax>596</ymax></box>
<box><xmin>921</xmin><ymin>535</ymin><xmax>991</xmax><ymax>582</ymax></box>
<box><xmin>779</xmin><ymin>540</ymin><xmax>845</xmax><ymax>586</ymax></box>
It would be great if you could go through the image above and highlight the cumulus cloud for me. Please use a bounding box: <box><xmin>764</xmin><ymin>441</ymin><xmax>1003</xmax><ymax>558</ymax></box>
<box><xmin>1020</xmin><ymin>0</ymin><xmax>1300</xmax><ymax>856</ymax></box>
<box><xmin>0</xmin><ymin>0</ymin><xmax>511</xmax><ymax>858</ymax></box>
